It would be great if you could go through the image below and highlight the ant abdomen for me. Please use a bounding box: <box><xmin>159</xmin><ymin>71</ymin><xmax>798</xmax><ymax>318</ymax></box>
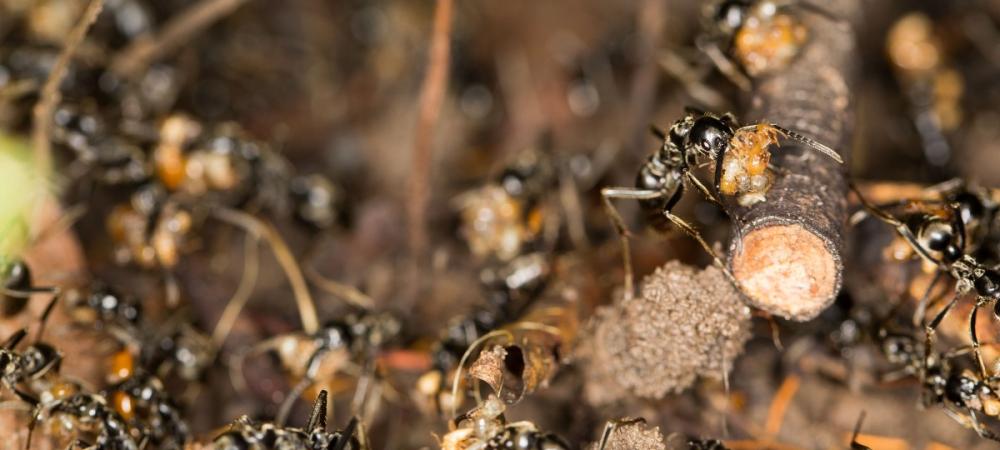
<box><xmin>635</xmin><ymin>160</ymin><xmax>682</xmax><ymax>232</ymax></box>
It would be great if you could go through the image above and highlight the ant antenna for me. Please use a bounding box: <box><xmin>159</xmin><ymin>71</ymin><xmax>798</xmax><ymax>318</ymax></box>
<box><xmin>3</xmin><ymin>329</ymin><xmax>27</xmax><ymax>350</ymax></box>
<box><xmin>649</xmin><ymin>125</ymin><xmax>667</xmax><ymax>141</ymax></box>
<box><xmin>307</xmin><ymin>390</ymin><xmax>329</xmax><ymax>433</ymax></box>
<box><xmin>769</xmin><ymin>124</ymin><xmax>843</xmax><ymax>163</ymax></box>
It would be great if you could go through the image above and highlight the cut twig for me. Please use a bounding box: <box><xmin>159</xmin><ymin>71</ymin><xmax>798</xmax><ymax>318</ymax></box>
<box><xmin>727</xmin><ymin>0</ymin><xmax>860</xmax><ymax>320</ymax></box>
<box><xmin>406</xmin><ymin>0</ymin><xmax>454</xmax><ymax>281</ymax></box>
<box><xmin>31</xmin><ymin>0</ymin><xmax>105</xmax><ymax>176</ymax></box>
<box><xmin>110</xmin><ymin>0</ymin><xmax>252</xmax><ymax>78</ymax></box>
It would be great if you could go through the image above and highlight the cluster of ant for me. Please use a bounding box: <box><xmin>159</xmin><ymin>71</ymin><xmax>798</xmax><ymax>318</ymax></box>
<box><xmin>1</xmin><ymin>0</ymin><xmax>998</xmax><ymax>448</ymax></box>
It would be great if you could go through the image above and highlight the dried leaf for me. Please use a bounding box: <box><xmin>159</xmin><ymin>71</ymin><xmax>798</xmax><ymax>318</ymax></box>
<box><xmin>468</xmin><ymin>345</ymin><xmax>507</xmax><ymax>394</ymax></box>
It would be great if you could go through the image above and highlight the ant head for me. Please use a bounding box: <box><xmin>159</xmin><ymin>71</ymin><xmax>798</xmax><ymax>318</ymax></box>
<box><xmin>713</xmin><ymin>0</ymin><xmax>752</xmax><ymax>34</ymax></box>
<box><xmin>974</xmin><ymin>270</ymin><xmax>1000</xmax><ymax>305</ymax></box>
<box><xmin>290</xmin><ymin>174</ymin><xmax>341</xmax><ymax>230</ymax></box>
<box><xmin>686</xmin><ymin>116</ymin><xmax>734</xmax><ymax>160</ymax></box>
<box><xmin>919</xmin><ymin>219</ymin><xmax>963</xmax><ymax>263</ymax></box>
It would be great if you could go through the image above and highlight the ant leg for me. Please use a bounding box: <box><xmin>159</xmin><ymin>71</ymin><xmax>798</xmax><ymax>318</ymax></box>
<box><xmin>3</xmin><ymin>329</ymin><xmax>27</xmax><ymax>349</ymax></box>
<box><xmin>694</xmin><ymin>36</ymin><xmax>751</xmax><ymax>91</ymax></box>
<box><xmin>967</xmin><ymin>409</ymin><xmax>1000</xmax><ymax>442</ymax></box>
<box><xmin>306</xmin><ymin>390</ymin><xmax>329</xmax><ymax>432</ymax></box>
<box><xmin>227</xmin><ymin>335</ymin><xmax>285</xmax><ymax>394</ymax></box>
<box><xmin>970</xmin><ymin>302</ymin><xmax>989</xmax><ymax>379</ymax></box>
<box><xmin>333</xmin><ymin>417</ymin><xmax>360</xmax><ymax>450</ymax></box>
<box><xmin>277</xmin><ymin>348</ymin><xmax>328</xmax><ymax>426</ymax></box>
<box><xmin>849</xmin><ymin>183</ymin><xmax>945</xmax><ymax>268</ymax></box>
<box><xmin>661</xmin><ymin>210</ymin><xmax>737</xmax><ymax>283</ymax></box>
<box><xmin>600</xmin><ymin>187</ymin><xmax>664</xmax><ymax>300</ymax></box>
<box><xmin>34</xmin><ymin>292</ymin><xmax>61</xmax><ymax>343</ymax></box>
<box><xmin>597</xmin><ymin>418</ymin><xmax>646</xmax><ymax>450</ymax></box>
<box><xmin>211</xmin><ymin>208</ymin><xmax>318</xmax><ymax>335</ymax></box>
<box><xmin>684</xmin><ymin>172</ymin><xmax>724</xmax><ymax>210</ymax></box>
<box><xmin>277</xmin><ymin>375</ymin><xmax>314</xmax><ymax>427</ymax></box>
<box><xmin>923</xmin><ymin>292</ymin><xmax>961</xmax><ymax>381</ymax></box>
<box><xmin>913</xmin><ymin>270</ymin><xmax>945</xmax><ymax>327</ymax></box>
<box><xmin>850</xmin><ymin>411</ymin><xmax>870</xmax><ymax>450</ymax></box>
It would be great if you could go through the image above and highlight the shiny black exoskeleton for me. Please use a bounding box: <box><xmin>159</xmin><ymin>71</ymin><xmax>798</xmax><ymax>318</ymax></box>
<box><xmin>1</xmin><ymin>297</ymin><xmax>64</xmax><ymax>393</ymax></box>
<box><xmin>105</xmin><ymin>371</ymin><xmax>189</xmax><ymax>449</ymax></box>
<box><xmin>67</xmin><ymin>283</ymin><xmax>143</xmax><ymax>331</ymax></box>
<box><xmin>213</xmin><ymin>391</ymin><xmax>361</xmax><ymax>450</ymax></box>
<box><xmin>23</xmin><ymin>393</ymin><xmax>140</xmax><ymax>450</ymax></box>
<box><xmin>289</xmin><ymin>174</ymin><xmax>342</xmax><ymax>231</ymax></box>
<box><xmin>634</xmin><ymin>110</ymin><xmax>734</xmax><ymax>229</ymax></box>
<box><xmin>482</xmin><ymin>426</ymin><xmax>569</xmax><ymax>450</ymax></box>
<box><xmin>2</xmin><ymin>259</ymin><xmax>33</xmax><ymax>316</ymax></box>
<box><xmin>875</xmin><ymin>322</ymin><xmax>1000</xmax><ymax>442</ymax></box>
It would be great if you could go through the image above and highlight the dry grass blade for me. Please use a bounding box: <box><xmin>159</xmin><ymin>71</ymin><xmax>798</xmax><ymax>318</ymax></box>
<box><xmin>31</xmin><ymin>0</ymin><xmax>105</xmax><ymax>175</ymax></box>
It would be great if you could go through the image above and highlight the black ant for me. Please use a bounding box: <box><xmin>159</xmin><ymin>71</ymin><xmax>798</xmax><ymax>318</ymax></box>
<box><xmin>104</xmin><ymin>369</ymin><xmax>190</xmax><ymax>449</ymax></box>
<box><xmin>852</xmin><ymin>183</ymin><xmax>1000</xmax><ymax>388</ymax></box>
<box><xmin>231</xmin><ymin>309</ymin><xmax>400</xmax><ymax>426</ymax></box>
<box><xmin>602</xmin><ymin>108</ymin><xmax>841</xmax><ymax>298</ymax></box>
<box><xmin>875</xmin><ymin>319</ymin><xmax>1000</xmax><ymax>442</ymax></box>
<box><xmin>418</xmin><ymin>252</ymin><xmax>551</xmax><ymax>414</ymax></box>
<box><xmin>455</xmin><ymin>144</ymin><xmax>558</xmax><ymax>262</ymax></box>
<box><xmin>213</xmin><ymin>390</ymin><xmax>364</xmax><ymax>450</ymax></box>
<box><xmin>1</xmin><ymin>296</ymin><xmax>68</xmax><ymax>399</ymax></box>
<box><xmin>697</xmin><ymin>0</ymin><xmax>843</xmax><ymax>90</ymax></box>
<box><xmin>19</xmin><ymin>391</ymin><xmax>142</xmax><ymax>450</ymax></box>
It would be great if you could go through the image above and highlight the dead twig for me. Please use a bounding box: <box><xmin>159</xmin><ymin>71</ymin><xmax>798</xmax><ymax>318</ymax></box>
<box><xmin>110</xmin><ymin>0</ymin><xmax>252</xmax><ymax>78</ymax></box>
<box><xmin>31</xmin><ymin>0</ymin><xmax>105</xmax><ymax>176</ymax></box>
<box><xmin>406</xmin><ymin>0</ymin><xmax>454</xmax><ymax>286</ymax></box>
<box><xmin>727</xmin><ymin>0</ymin><xmax>860</xmax><ymax>320</ymax></box>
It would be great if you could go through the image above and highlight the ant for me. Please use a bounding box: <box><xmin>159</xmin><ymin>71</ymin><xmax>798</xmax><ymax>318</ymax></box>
<box><xmin>1</xmin><ymin>296</ymin><xmax>72</xmax><ymax>400</ymax></box>
<box><xmin>852</xmin><ymin>183</ymin><xmax>1000</xmax><ymax>387</ymax></box>
<box><xmin>104</xmin><ymin>369</ymin><xmax>190</xmax><ymax>449</ymax></box>
<box><xmin>418</xmin><ymin>252</ymin><xmax>551</xmax><ymax>414</ymax></box>
<box><xmin>697</xmin><ymin>0</ymin><xmax>843</xmax><ymax>90</ymax></box>
<box><xmin>875</xmin><ymin>318</ymin><xmax>1000</xmax><ymax>442</ymax></box>
<box><xmin>439</xmin><ymin>395</ymin><xmax>569</xmax><ymax>450</ymax></box>
<box><xmin>213</xmin><ymin>390</ymin><xmax>364</xmax><ymax>450</ymax></box>
<box><xmin>231</xmin><ymin>310</ymin><xmax>400</xmax><ymax>426</ymax></box>
<box><xmin>602</xmin><ymin>108</ymin><xmax>841</xmax><ymax>297</ymax></box>
<box><xmin>19</xmin><ymin>391</ymin><xmax>141</xmax><ymax>450</ymax></box>
<box><xmin>455</xmin><ymin>144</ymin><xmax>557</xmax><ymax>262</ymax></box>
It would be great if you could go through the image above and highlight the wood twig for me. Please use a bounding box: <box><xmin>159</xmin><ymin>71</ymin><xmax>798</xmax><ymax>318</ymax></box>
<box><xmin>31</xmin><ymin>0</ymin><xmax>105</xmax><ymax>176</ymax></box>
<box><xmin>727</xmin><ymin>0</ymin><xmax>860</xmax><ymax>320</ymax></box>
<box><xmin>406</xmin><ymin>0</ymin><xmax>454</xmax><ymax>280</ymax></box>
<box><xmin>109</xmin><ymin>0</ymin><xmax>252</xmax><ymax>78</ymax></box>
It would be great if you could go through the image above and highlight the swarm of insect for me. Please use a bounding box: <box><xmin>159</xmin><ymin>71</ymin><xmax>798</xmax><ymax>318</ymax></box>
<box><xmin>852</xmin><ymin>182</ymin><xmax>1000</xmax><ymax>386</ymax></box>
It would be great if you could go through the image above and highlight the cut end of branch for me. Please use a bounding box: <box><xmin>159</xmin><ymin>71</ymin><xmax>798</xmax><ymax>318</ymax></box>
<box><xmin>731</xmin><ymin>224</ymin><xmax>838</xmax><ymax>321</ymax></box>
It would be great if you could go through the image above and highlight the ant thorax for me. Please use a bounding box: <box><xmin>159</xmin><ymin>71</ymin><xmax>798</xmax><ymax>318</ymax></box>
<box><xmin>719</xmin><ymin>124</ymin><xmax>780</xmax><ymax>206</ymax></box>
<box><xmin>732</xmin><ymin>5</ymin><xmax>807</xmax><ymax>76</ymax></box>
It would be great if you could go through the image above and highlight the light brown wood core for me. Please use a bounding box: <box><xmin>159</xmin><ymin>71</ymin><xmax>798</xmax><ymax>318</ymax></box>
<box><xmin>731</xmin><ymin>224</ymin><xmax>837</xmax><ymax>320</ymax></box>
